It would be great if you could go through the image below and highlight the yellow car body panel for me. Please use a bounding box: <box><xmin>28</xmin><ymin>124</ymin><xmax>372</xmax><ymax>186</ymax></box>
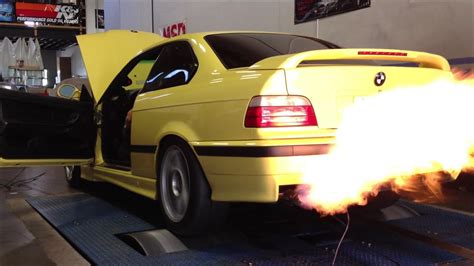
<box><xmin>81</xmin><ymin>165</ymin><xmax>156</xmax><ymax>199</ymax></box>
<box><xmin>192</xmin><ymin>139</ymin><xmax>333</xmax><ymax>202</ymax></box>
<box><xmin>77</xmin><ymin>30</ymin><xmax>165</xmax><ymax>103</ymax></box>
<box><xmin>285</xmin><ymin>66</ymin><xmax>453</xmax><ymax>129</ymax></box>
<box><xmin>129</xmin><ymin>34</ymin><xmax>454</xmax><ymax>202</ymax></box>
<box><xmin>0</xmin><ymin>158</ymin><xmax>92</xmax><ymax>167</ymax></box>
<box><xmin>250</xmin><ymin>48</ymin><xmax>450</xmax><ymax>71</ymax></box>
<box><xmin>0</xmin><ymin>31</ymin><xmax>455</xmax><ymax>204</ymax></box>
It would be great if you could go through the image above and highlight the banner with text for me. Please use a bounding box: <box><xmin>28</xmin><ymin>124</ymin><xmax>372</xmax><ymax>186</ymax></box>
<box><xmin>159</xmin><ymin>20</ymin><xmax>186</xmax><ymax>38</ymax></box>
<box><xmin>16</xmin><ymin>2</ymin><xmax>80</xmax><ymax>25</ymax></box>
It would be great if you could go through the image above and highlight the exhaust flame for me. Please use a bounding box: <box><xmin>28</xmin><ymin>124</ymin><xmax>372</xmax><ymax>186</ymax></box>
<box><xmin>298</xmin><ymin>69</ymin><xmax>474</xmax><ymax>215</ymax></box>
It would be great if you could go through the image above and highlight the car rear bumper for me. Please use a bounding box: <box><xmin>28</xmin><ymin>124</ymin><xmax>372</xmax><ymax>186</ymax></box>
<box><xmin>192</xmin><ymin>139</ymin><xmax>335</xmax><ymax>202</ymax></box>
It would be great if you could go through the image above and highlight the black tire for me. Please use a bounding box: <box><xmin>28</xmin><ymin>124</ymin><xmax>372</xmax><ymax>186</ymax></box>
<box><xmin>157</xmin><ymin>140</ymin><xmax>228</xmax><ymax>236</ymax></box>
<box><xmin>65</xmin><ymin>166</ymin><xmax>82</xmax><ymax>188</ymax></box>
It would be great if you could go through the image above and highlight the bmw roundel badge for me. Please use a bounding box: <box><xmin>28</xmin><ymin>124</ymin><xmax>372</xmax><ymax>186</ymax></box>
<box><xmin>374</xmin><ymin>72</ymin><xmax>386</xmax><ymax>86</ymax></box>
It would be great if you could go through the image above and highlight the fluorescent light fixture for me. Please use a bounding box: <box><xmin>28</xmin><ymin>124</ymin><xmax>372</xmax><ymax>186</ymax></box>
<box><xmin>24</xmin><ymin>21</ymin><xmax>36</xmax><ymax>27</ymax></box>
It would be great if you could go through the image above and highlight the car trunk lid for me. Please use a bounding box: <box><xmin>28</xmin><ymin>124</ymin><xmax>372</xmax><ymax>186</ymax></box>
<box><xmin>250</xmin><ymin>49</ymin><xmax>452</xmax><ymax>128</ymax></box>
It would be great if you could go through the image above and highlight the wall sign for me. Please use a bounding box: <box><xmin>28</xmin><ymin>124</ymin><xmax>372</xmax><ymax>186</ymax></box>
<box><xmin>295</xmin><ymin>0</ymin><xmax>370</xmax><ymax>24</ymax></box>
<box><xmin>15</xmin><ymin>2</ymin><xmax>80</xmax><ymax>25</ymax></box>
<box><xmin>159</xmin><ymin>21</ymin><xmax>186</xmax><ymax>38</ymax></box>
<box><xmin>95</xmin><ymin>9</ymin><xmax>104</xmax><ymax>29</ymax></box>
<box><xmin>0</xmin><ymin>0</ymin><xmax>14</xmax><ymax>22</ymax></box>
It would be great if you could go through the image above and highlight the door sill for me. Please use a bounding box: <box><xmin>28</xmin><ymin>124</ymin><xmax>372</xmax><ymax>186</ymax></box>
<box><xmin>101</xmin><ymin>163</ymin><xmax>131</xmax><ymax>171</ymax></box>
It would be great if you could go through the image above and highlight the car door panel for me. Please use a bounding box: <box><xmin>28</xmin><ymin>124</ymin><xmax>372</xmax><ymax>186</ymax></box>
<box><xmin>0</xmin><ymin>89</ymin><xmax>95</xmax><ymax>163</ymax></box>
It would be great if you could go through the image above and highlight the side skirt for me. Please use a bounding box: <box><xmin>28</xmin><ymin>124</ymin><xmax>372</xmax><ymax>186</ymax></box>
<box><xmin>85</xmin><ymin>165</ymin><xmax>157</xmax><ymax>200</ymax></box>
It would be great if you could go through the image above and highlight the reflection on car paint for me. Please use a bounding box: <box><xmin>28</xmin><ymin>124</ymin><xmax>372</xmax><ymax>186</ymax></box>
<box><xmin>146</xmin><ymin>72</ymin><xmax>164</xmax><ymax>84</ymax></box>
<box><xmin>164</xmin><ymin>69</ymin><xmax>189</xmax><ymax>82</ymax></box>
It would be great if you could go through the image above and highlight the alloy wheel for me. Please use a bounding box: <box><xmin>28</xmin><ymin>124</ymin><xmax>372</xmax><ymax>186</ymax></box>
<box><xmin>160</xmin><ymin>145</ymin><xmax>191</xmax><ymax>223</ymax></box>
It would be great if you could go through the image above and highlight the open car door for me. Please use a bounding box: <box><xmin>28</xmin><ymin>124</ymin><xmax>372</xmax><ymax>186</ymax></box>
<box><xmin>0</xmin><ymin>89</ymin><xmax>95</xmax><ymax>167</ymax></box>
<box><xmin>0</xmin><ymin>30</ymin><xmax>164</xmax><ymax>167</ymax></box>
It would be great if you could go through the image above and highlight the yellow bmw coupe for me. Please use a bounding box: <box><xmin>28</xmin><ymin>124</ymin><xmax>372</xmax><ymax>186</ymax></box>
<box><xmin>0</xmin><ymin>30</ymin><xmax>452</xmax><ymax>234</ymax></box>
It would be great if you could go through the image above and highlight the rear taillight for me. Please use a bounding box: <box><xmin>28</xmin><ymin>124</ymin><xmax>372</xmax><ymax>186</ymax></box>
<box><xmin>245</xmin><ymin>96</ymin><xmax>317</xmax><ymax>128</ymax></box>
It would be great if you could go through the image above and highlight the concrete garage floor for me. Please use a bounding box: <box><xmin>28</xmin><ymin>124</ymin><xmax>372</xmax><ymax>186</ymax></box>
<box><xmin>0</xmin><ymin>167</ymin><xmax>88</xmax><ymax>265</ymax></box>
<box><xmin>1</xmin><ymin>167</ymin><xmax>474</xmax><ymax>265</ymax></box>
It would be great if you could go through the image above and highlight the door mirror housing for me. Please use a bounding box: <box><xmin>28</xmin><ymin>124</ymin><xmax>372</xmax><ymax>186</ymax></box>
<box><xmin>57</xmin><ymin>84</ymin><xmax>80</xmax><ymax>100</ymax></box>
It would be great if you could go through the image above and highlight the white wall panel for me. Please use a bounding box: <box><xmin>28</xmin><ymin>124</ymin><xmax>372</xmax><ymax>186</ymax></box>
<box><xmin>104</xmin><ymin>0</ymin><xmax>121</xmax><ymax>30</ymax></box>
<box><xmin>104</xmin><ymin>0</ymin><xmax>152</xmax><ymax>32</ymax></box>
<box><xmin>119</xmin><ymin>0</ymin><xmax>153</xmax><ymax>32</ymax></box>
<box><xmin>86</xmin><ymin>0</ymin><xmax>105</xmax><ymax>34</ymax></box>
<box><xmin>317</xmin><ymin>0</ymin><xmax>474</xmax><ymax>58</ymax></box>
<box><xmin>152</xmin><ymin>0</ymin><xmax>317</xmax><ymax>36</ymax></box>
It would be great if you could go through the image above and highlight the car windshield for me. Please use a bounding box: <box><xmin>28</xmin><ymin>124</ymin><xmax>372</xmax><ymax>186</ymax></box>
<box><xmin>205</xmin><ymin>33</ymin><xmax>338</xmax><ymax>69</ymax></box>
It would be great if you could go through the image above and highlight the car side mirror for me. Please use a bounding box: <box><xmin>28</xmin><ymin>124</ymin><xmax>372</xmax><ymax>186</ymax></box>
<box><xmin>57</xmin><ymin>84</ymin><xmax>80</xmax><ymax>100</ymax></box>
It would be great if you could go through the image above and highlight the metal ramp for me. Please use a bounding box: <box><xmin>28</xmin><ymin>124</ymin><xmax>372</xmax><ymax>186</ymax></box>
<box><xmin>118</xmin><ymin>229</ymin><xmax>188</xmax><ymax>256</ymax></box>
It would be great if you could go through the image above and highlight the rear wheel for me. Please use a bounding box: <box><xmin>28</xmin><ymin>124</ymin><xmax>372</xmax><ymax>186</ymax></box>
<box><xmin>64</xmin><ymin>166</ymin><xmax>82</xmax><ymax>188</ymax></box>
<box><xmin>158</xmin><ymin>140</ymin><xmax>228</xmax><ymax>236</ymax></box>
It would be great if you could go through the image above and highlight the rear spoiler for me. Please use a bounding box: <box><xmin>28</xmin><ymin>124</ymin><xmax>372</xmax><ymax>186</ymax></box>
<box><xmin>249</xmin><ymin>49</ymin><xmax>450</xmax><ymax>71</ymax></box>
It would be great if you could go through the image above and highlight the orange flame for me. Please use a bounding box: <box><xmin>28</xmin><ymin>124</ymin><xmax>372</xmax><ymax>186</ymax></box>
<box><xmin>298</xmin><ymin>68</ymin><xmax>474</xmax><ymax>215</ymax></box>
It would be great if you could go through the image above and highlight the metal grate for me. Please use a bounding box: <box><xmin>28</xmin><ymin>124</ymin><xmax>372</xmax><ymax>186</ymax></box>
<box><xmin>27</xmin><ymin>194</ymin><xmax>470</xmax><ymax>265</ymax></box>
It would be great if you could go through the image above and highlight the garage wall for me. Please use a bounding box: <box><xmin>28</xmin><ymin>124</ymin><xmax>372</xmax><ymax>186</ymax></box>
<box><xmin>40</xmin><ymin>50</ymin><xmax>57</xmax><ymax>87</ymax></box>
<box><xmin>151</xmin><ymin>0</ymin><xmax>473</xmax><ymax>59</ymax></box>
<box><xmin>86</xmin><ymin>0</ymin><xmax>105</xmax><ymax>34</ymax></box>
<box><xmin>152</xmin><ymin>0</ymin><xmax>317</xmax><ymax>37</ymax></box>
<box><xmin>104</xmin><ymin>0</ymin><xmax>153</xmax><ymax>32</ymax></box>
<box><xmin>53</xmin><ymin>0</ymin><xmax>104</xmax><ymax>82</ymax></box>
<box><xmin>317</xmin><ymin>0</ymin><xmax>473</xmax><ymax>59</ymax></box>
<box><xmin>59</xmin><ymin>46</ymin><xmax>87</xmax><ymax>78</ymax></box>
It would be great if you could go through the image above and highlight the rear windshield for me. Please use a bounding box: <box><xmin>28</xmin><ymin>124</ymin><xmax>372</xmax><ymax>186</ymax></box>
<box><xmin>205</xmin><ymin>33</ymin><xmax>338</xmax><ymax>69</ymax></box>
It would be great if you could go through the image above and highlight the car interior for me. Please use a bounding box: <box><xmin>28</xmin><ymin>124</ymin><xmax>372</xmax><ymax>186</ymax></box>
<box><xmin>100</xmin><ymin>42</ymin><xmax>199</xmax><ymax>168</ymax></box>
<box><xmin>100</xmin><ymin>48</ymin><xmax>162</xmax><ymax>168</ymax></box>
<box><xmin>101</xmin><ymin>78</ymin><xmax>141</xmax><ymax>167</ymax></box>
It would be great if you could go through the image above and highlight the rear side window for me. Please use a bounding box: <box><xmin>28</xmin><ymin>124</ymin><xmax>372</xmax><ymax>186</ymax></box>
<box><xmin>205</xmin><ymin>33</ymin><xmax>336</xmax><ymax>69</ymax></box>
<box><xmin>142</xmin><ymin>41</ymin><xmax>198</xmax><ymax>93</ymax></box>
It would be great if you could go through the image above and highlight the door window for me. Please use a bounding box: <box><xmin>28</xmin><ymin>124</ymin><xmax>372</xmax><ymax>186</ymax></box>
<box><xmin>108</xmin><ymin>47</ymin><xmax>163</xmax><ymax>95</ymax></box>
<box><xmin>142</xmin><ymin>41</ymin><xmax>198</xmax><ymax>93</ymax></box>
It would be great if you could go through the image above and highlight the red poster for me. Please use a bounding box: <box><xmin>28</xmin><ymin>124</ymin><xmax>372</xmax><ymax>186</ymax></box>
<box><xmin>16</xmin><ymin>2</ymin><xmax>79</xmax><ymax>25</ymax></box>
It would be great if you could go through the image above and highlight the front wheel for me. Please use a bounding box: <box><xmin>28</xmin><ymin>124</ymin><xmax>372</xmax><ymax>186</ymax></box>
<box><xmin>158</xmin><ymin>141</ymin><xmax>228</xmax><ymax>236</ymax></box>
<box><xmin>64</xmin><ymin>166</ymin><xmax>82</xmax><ymax>188</ymax></box>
